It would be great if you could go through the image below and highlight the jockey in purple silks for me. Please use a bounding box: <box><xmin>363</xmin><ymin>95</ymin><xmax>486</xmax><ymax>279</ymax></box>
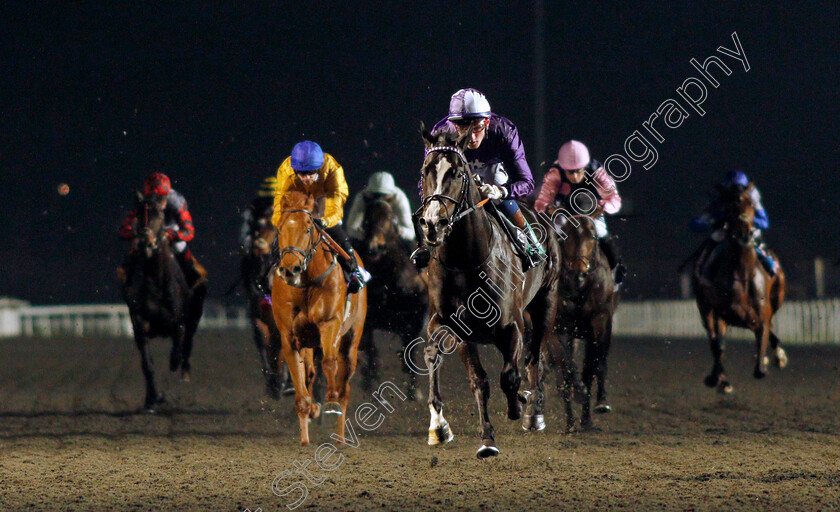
<box><xmin>412</xmin><ymin>88</ymin><xmax>545</xmax><ymax>271</ymax></box>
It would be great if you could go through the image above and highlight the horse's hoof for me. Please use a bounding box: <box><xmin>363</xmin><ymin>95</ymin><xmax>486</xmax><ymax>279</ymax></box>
<box><xmin>753</xmin><ymin>368</ymin><xmax>767</xmax><ymax>380</ymax></box>
<box><xmin>180</xmin><ymin>369</ymin><xmax>190</xmax><ymax>383</ymax></box>
<box><xmin>476</xmin><ymin>441</ymin><xmax>500</xmax><ymax>459</ymax></box>
<box><xmin>266</xmin><ymin>381</ymin><xmax>281</xmax><ymax>400</ymax></box>
<box><xmin>144</xmin><ymin>393</ymin><xmax>165</xmax><ymax>412</ymax></box>
<box><xmin>522</xmin><ymin>413</ymin><xmax>546</xmax><ymax>432</ymax></box>
<box><xmin>772</xmin><ymin>349</ymin><xmax>788</xmax><ymax>369</ymax></box>
<box><xmin>310</xmin><ymin>402</ymin><xmax>321</xmax><ymax>419</ymax></box>
<box><xmin>717</xmin><ymin>382</ymin><xmax>733</xmax><ymax>394</ymax></box>
<box><xmin>704</xmin><ymin>374</ymin><xmax>719</xmax><ymax>388</ymax></box>
<box><xmin>282</xmin><ymin>386</ymin><xmax>295</xmax><ymax>397</ymax></box>
<box><xmin>574</xmin><ymin>384</ymin><xmax>589</xmax><ymax>405</ymax></box>
<box><xmin>427</xmin><ymin>421</ymin><xmax>455</xmax><ymax>446</ymax></box>
<box><xmin>323</xmin><ymin>401</ymin><xmax>343</xmax><ymax>415</ymax></box>
<box><xmin>407</xmin><ymin>386</ymin><xmax>423</xmax><ymax>402</ymax></box>
<box><xmin>594</xmin><ymin>403</ymin><xmax>611</xmax><ymax>414</ymax></box>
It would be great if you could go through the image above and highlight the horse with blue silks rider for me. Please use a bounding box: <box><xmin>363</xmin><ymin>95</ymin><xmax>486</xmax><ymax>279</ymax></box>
<box><xmin>270</xmin><ymin>141</ymin><xmax>371</xmax><ymax>293</ymax></box>
<box><xmin>690</xmin><ymin>170</ymin><xmax>779</xmax><ymax>280</ymax></box>
<box><xmin>411</xmin><ymin>88</ymin><xmax>546</xmax><ymax>271</ymax></box>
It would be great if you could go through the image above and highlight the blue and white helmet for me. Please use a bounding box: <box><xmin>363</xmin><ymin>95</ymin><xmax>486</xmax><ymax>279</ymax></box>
<box><xmin>724</xmin><ymin>170</ymin><xmax>749</xmax><ymax>188</ymax></box>
<box><xmin>447</xmin><ymin>88</ymin><xmax>492</xmax><ymax>121</ymax></box>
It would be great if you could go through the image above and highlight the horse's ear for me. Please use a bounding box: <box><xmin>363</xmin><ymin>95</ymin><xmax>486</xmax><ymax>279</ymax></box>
<box><xmin>456</xmin><ymin>129</ymin><xmax>470</xmax><ymax>152</ymax></box>
<box><xmin>420</xmin><ymin>122</ymin><xmax>435</xmax><ymax>148</ymax></box>
<box><xmin>135</xmin><ymin>190</ymin><xmax>144</xmax><ymax>203</ymax></box>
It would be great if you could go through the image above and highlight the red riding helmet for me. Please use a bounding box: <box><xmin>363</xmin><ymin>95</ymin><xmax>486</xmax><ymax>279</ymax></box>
<box><xmin>143</xmin><ymin>172</ymin><xmax>171</xmax><ymax>197</ymax></box>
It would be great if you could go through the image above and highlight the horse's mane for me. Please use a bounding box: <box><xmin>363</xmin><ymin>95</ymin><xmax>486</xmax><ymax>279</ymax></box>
<box><xmin>280</xmin><ymin>190</ymin><xmax>316</xmax><ymax>211</ymax></box>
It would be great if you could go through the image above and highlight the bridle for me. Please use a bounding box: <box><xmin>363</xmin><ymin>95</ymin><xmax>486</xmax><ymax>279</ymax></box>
<box><xmin>562</xmin><ymin>214</ymin><xmax>599</xmax><ymax>274</ymax></box>
<box><xmin>415</xmin><ymin>143</ymin><xmax>500</xmax><ymax>272</ymax></box>
<box><xmin>276</xmin><ymin>208</ymin><xmax>336</xmax><ymax>287</ymax></box>
<box><xmin>413</xmin><ymin>145</ymin><xmax>475</xmax><ymax>236</ymax></box>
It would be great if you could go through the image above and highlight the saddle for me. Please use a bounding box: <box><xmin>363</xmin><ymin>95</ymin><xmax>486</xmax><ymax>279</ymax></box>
<box><xmin>485</xmin><ymin>202</ymin><xmax>545</xmax><ymax>270</ymax></box>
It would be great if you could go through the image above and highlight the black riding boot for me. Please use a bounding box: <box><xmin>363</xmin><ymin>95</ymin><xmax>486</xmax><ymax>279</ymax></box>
<box><xmin>326</xmin><ymin>225</ymin><xmax>371</xmax><ymax>293</ymax></box>
<box><xmin>599</xmin><ymin>236</ymin><xmax>626</xmax><ymax>286</ymax></box>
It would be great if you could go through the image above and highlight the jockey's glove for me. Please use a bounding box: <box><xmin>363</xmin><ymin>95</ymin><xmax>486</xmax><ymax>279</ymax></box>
<box><xmin>313</xmin><ymin>218</ymin><xmax>326</xmax><ymax>229</ymax></box>
<box><xmin>479</xmin><ymin>184</ymin><xmax>507</xmax><ymax>200</ymax></box>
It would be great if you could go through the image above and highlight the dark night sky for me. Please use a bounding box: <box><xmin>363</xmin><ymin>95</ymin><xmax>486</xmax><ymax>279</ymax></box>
<box><xmin>1</xmin><ymin>1</ymin><xmax>838</xmax><ymax>304</ymax></box>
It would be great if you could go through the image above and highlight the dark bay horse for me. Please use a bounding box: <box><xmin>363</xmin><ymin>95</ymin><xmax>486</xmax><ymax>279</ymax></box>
<box><xmin>271</xmin><ymin>191</ymin><xmax>367</xmax><ymax>446</ymax></box>
<box><xmin>122</xmin><ymin>192</ymin><xmax>207</xmax><ymax>411</ymax></box>
<box><xmin>692</xmin><ymin>185</ymin><xmax>787</xmax><ymax>393</ymax></box>
<box><xmin>418</xmin><ymin>127</ymin><xmax>561</xmax><ymax>458</ymax></box>
<box><xmin>355</xmin><ymin>197</ymin><xmax>427</xmax><ymax>399</ymax></box>
<box><xmin>544</xmin><ymin>205</ymin><xmax>618</xmax><ymax>432</ymax></box>
<box><xmin>240</xmin><ymin>211</ymin><xmax>288</xmax><ymax>399</ymax></box>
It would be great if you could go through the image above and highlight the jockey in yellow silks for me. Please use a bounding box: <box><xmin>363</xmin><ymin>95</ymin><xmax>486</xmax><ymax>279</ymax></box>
<box><xmin>271</xmin><ymin>140</ymin><xmax>371</xmax><ymax>293</ymax></box>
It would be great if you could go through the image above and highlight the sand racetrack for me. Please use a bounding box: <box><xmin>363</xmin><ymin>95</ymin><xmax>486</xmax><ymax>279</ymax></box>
<box><xmin>1</xmin><ymin>330</ymin><xmax>838</xmax><ymax>511</ymax></box>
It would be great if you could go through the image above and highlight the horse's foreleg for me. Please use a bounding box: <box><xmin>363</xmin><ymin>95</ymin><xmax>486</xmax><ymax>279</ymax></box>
<box><xmin>592</xmin><ymin>314</ymin><xmax>613</xmax><ymax>414</ymax></box>
<box><xmin>580</xmin><ymin>328</ymin><xmax>596</xmax><ymax>430</ymax></box>
<box><xmin>522</xmin><ymin>292</ymin><xmax>554</xmax><ymax>432</ymax></box>
<box><xmin>281</xmin><ymin>332</ymin><xmax>312</xmax><ymax>446</ymax></box>
<box><xmin>457</xmin><ymin>342</ymin><xmax>497</xmax><ymax>458</ymax></box>
<box><xmin>169</xmin><ymin>323</ymin><xmax>186</xmax><ymax>375</ymax></box>
<box><xmin>544</xmin><ymin>333</ymin><xmax>576</xmax><ymax>433</ymax></box>
<box><xmin>754</xmin><ymin>321</ymin><xmax>770</xmax><ymax>379</ymax></box>
<box><xmin>701</xmin><ymin>310</ymin><xmax>731</xmax><ymax>392</ymax></box>
<box><xmin>319</xmin><ymin>318</ymin><xmax>344</xmax><ymax>416</ymax></box>
<box><xmin>769</xmin><ymin>330</ymin><xmax>788</xmax><ymax>368</ymax></box>
<box><xmin>425</xmin><ymin>319</ymin><xmax>453</xmax><ymax>446</ymax></box>
<box><xmin>134</xmin><ymin>333</ymin><xmax>163</xmax><ymax>411</ymax></box>
<box><xmin>359</xmin><ymin>328</ymin><xmax>377</xmax><ymax>394</ymax></box>
<box><xmin>333</xmin><ymin>329</ymin><xmax>361</xmax><ymax>441</ymax></box>
<box><xmin>498</xmin><ymin>324</ymin><xmax>523</xmax><ymax>422</ymax></box>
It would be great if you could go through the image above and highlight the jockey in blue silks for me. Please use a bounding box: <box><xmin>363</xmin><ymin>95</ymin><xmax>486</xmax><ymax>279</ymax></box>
<box><xmin>690</xmin><ymin>170</ymin><xmax>778</xmax><ymax>276</ymax></box>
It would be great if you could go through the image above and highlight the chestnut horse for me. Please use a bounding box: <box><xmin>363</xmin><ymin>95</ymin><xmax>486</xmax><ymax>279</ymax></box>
<box><xmin>544</xmin><ymin>205</ymin><xmax>618</xmax><ymax>432</ymax></box>
<box><xmin>122</xmin><ymin>192</ymin><xmax>207</xmax><ymax>411</ymax></box>
<box><xmin>355</xmin><ymin>197</ymin><xmax>427</xmax><ymax>398</ymax></box>
<box><xmin>418</xmin><ymin>127</ymin><xmax>561</xmax><ymax>458</ymax></box>
<box><xmin>692</xmin><ymin>185</ymin><xmax>786</xmax><ymax>393</ymax></box>
<box><xmin>271</xmin><ymin>191</ymin><xmax>367</xmax><ymax>445</ymax></box>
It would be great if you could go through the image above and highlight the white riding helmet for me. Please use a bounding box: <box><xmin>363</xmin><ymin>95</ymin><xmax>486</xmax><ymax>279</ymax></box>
<box><xmin>447</xmin><ymin>88</ymin><xmax>492</xmax><ymax>121</ymax></box>
<box><xmin>366</xmin><ymin>171</ymin><xmax>397</xmax><ymax>195</ymax></box>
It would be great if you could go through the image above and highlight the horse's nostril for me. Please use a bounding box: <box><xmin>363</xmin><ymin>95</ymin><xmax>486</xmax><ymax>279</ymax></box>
<box><xmin>293</xmin><ymin>265</ymin><xmax>302</xmax><ymax>274</ymax></box>
<box><xmin>439</xmin><ymin>218</ymin><xmax>450</xmax><ymax>227</ymax></box>
<box><xmin>419</xmin><ymin>218</ymin><xmax>427</xmax><ymax>226</ymax></box>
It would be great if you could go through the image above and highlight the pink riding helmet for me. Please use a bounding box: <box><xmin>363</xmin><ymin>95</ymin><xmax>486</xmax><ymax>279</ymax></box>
<box><xmin>557</xmin><ymin>140</ymin><xmax>591</xmax><ymax>171</ymax></box>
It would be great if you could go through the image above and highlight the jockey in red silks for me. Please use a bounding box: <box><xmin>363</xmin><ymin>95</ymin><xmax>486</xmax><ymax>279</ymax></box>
<box><xmin>118</xmin><ymin>172</ymin><xmax>206</xmax><ymax>285</ymax></box>
<box><xmin>412</xmin><ymin>88</ymin><xmax>546</xmax><ymax>271</ymax></box>
<box><xmin>536</xmin><ymin>140</ymin><xmax>627</xmax><ymax>286</ymax></box>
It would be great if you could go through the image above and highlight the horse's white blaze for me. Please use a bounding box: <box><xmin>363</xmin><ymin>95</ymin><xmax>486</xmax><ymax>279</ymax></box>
<box><xmin>428</xmin><ymin>403</ymin><xmax>447</xmax><ymax>431</ymax></box>
<box><xmin>422</xmin><ymin>159</ymin><xmax>452</xmax><ymax>225</ymax></box>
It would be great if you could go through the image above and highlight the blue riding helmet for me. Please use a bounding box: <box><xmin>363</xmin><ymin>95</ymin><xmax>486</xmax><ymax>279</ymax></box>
<box><xmin>291</xmin><ymin>141</ymin><xmax>324</xmax><ymax>172</ymax></box>
<box><xmin>724</xmin><ymin>170</ymin><xmax>749</xmax><ymax>188</ymax></box>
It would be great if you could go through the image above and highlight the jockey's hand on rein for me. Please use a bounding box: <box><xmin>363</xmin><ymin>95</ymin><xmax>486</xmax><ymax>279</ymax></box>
<box><xmin>479</xmin><ymin>184</ymin><xmax>507</xmax><ymax>200</ymax></box>
<box><xmin>313</xmin><ymin>218</ymin><xmax>326</xmax><ymax>229</ymax></box>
